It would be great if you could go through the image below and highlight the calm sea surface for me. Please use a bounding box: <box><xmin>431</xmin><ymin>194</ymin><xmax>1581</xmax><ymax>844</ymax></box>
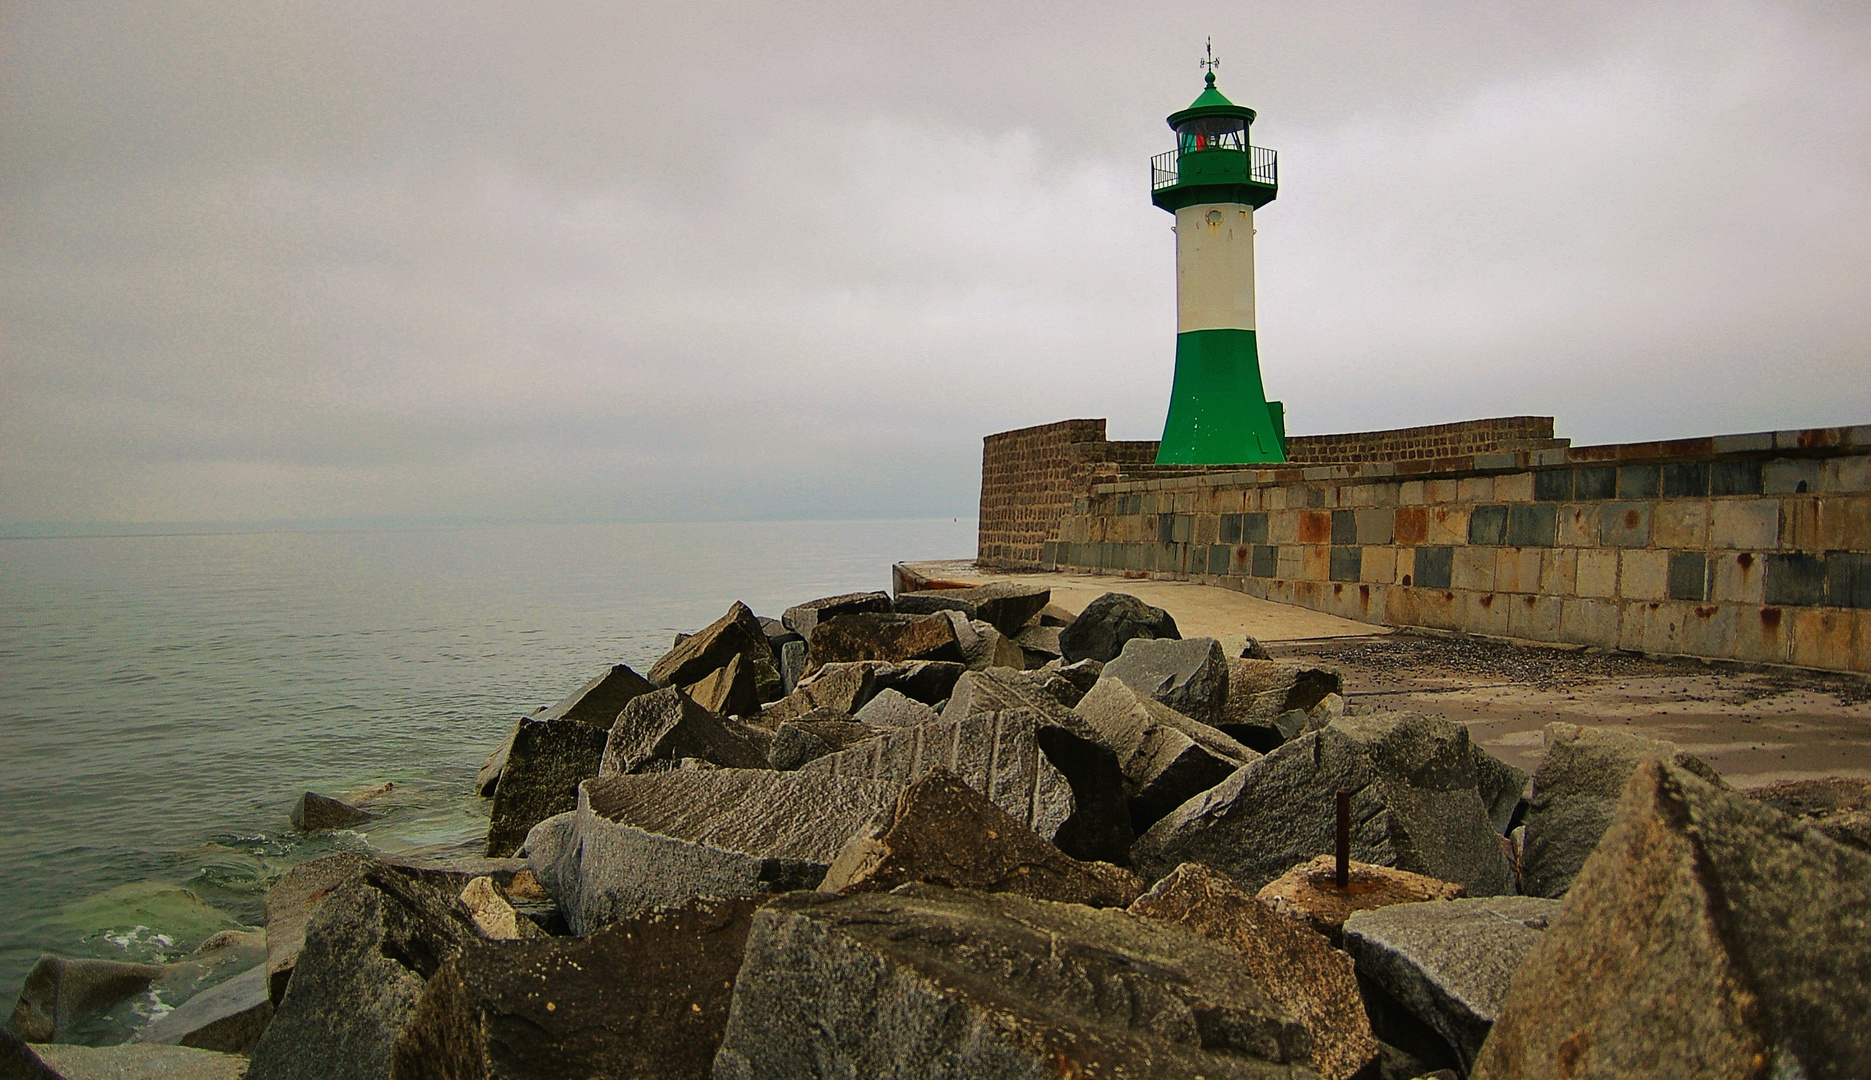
<box><xmin>0</xmin><ymin>519</ymin><xmax>975</xmax><ymax>1039</ymax></box>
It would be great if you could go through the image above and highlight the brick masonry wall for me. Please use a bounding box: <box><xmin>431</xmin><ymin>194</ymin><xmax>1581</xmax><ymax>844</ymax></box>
<box><xmin>979</xmin><ymin>415</ymin><xmax>1570</xmax><ymax>568</ymax></box>
<box><xmin>1029</xmin><ymin>425</ymin><xmax>1871</xmax><ymax>674</ymax></box>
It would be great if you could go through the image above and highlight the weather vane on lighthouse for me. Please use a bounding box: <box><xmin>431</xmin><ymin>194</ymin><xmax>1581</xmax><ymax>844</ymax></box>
<box><xmin>1149</xmin><ymin>40</ymin><xmax>1286</xmax><ymax>464</ymax></box>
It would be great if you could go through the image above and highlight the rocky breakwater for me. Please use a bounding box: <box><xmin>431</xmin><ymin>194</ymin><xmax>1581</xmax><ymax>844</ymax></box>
<box><xmin>11</xmin><ymin>582</ymin><xmax>1870</xmax><ymax>1080</ymax></box>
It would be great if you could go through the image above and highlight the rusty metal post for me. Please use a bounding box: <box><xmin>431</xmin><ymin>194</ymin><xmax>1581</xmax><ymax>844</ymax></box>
<box><xmin>1335</xmin><ymin>790</ymin><xmax>1350</xmax><ymax>889</ymax></box>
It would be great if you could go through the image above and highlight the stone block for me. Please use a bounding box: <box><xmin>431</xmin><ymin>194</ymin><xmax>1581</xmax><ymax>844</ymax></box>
<box><xmin>11</xmin><ymin>956</ymin><xmax>168</xmax><ymax>1044</ymax></box>
<box><xmin>1821</xmin><ymin>454</ymin><xmax>1871</xmax><ymax>493</ymax></box>
<box><xmin>1393</xmin><ymin>506</ymin><xmax>1428</xmax><ymax>546</ymax></box>
<box><xmin>1356</xmin><ymin>508</ymin><xmax>1395</xmax><ymax>545</ymax></box>
<box><xmin>487</xmin><ymin>719</ymin><xmax>610</xmax><ymax>858</ymax></box>
<box><xmin>1452</xmin><ymin>547</ymin><xmax>1496</xmax><ymax>592</ymax></box>
<box><xmin>1395</xmin><ymin>546</ymin><xmax>1417</xmax><ymax>585</ymax></box>
<box><xmin>1458</xmin><ymin>476</ymin><xmax>1495</xmax><ymax>502</ymax></box>
<box><xmin>1616</xmin><ymin>464</ymin><xmax>1660</xmax><ymax>499</ymax></box>
<box><xmin>1710</xmin><ymin>459</ymin><xmax>1764</xmax><ymax>496</ymax></box>
<box><xmin>650</xmin><ymin>602</ymin><xmax>774</xmax><ymax>691</ymax></box>
<box><xmin>1505</xmin><ymin>503</ymin><xmax>1557</xmax><ymax>547</ymax></box>
<box><xmin>713</xmin><ymin>886</ymin><xmax>1316</xmax><ymax>1079</ymax></box>
<box><xmin>1495</xmin><ymin>472</ymin><xmax>1534</xmax><ymax>502</ymax></box>
<box><xmin>1533</xmin><ymin>470</ymin><xmax>1572</xmax><ymax>502</ymax></box>
<box><xmin>1817</xmin><ymin>494</ymin><xmax>1871</xmax><ymax>550</ymax></box>
<box><xmin>1495</xmin><ymin>548</ymin><xmax>1543</xmax><ymax>594</ymax></box>
<box><xmin>1708</xmin><ymin>498</ymin><xmax>1780</xmax><ymax>549</ymax></box>
<box><xmin>1276</xmin><ymin>545</ymin><xmax>1306</xmax><ymax>580</ymax></box>
<box><xmin>1829</xmin><ymin>551</ymin><xmax>1871</xmax><ymax>609</ymax></box>
<box><xmin>1763</xmin><ymin>457</ymin><xmax>1821</xmax><ymax>495</ymax></box>
<box><xmin>1600</xmin><ymin>502</ymin><xmax>1651</xmax><ymax>547</ymax></box>
<box><xmin>1362</xmin><ymin>545</ymin><xmax>1398</xmax><ymax>584</ymax></box>
<box><xmin>1075</xmin><ymin>675</ymin><xmax>1256</xmax><ymax>831</ymax></box>
<box><xmin>1680</xmin><ymin>601</ymin><xmax>1739</xmax><ymax>659</ymax></box>
<box><xmin>1539</xmin><ymin>548</ymin><xmax>1577</xmax><ymax>594</ymax></box>
<box><xmin>1733</xmin><ymin>605</ymin><xmax>1791</xmax><ymax>664</ymax></box>
<box><xmin>1400</xmin><ymin>480</ymin><xmax>1427</xmax><ymax>505</ymax></box>
<box><xmin>1778</xmin><ymin>496</ymin><xmax>1817</xmax><ymax>548</ymax></box>
<box><xmin>1414</xmin><ymin>587</ymin><xmax>1463</xmax><ymax>631</ymax></box>
<box><xmin>1710</xmin><ymin>552</ymin><xmax>1766</xmax><ymax>604</ymax></box>
<box><xmin>1329</xmin><ymin>546</ymin><xmax>1362</xmax><ymax>582</ymax></box>
<box><xmin>1132</xmin><ymin>711</ymin><xmax>1513</xmax><ymax>897</ymax></box>
<box><xmin>1790</xmin><ymin>607</ymin><xmax>1855</xmax><ymax>670</ymax></box>
<box><xmin>1508</xmin><ymin>595</ymin><xmax>1562</xmax><ymax>641</ymax></box>
<box><xmin>1618</xmin><ymin>549</ymin><xmax>1668</xmax><ymax>601</ymax></box>
<box><xmin>1058</xmin><ymin>592</ymin><xmax>1179</xmax><ymax>664</ymax></box>
<box><xmin>1574</xmin><ymin>549</ymin><xmax>1617</xmax><ymax>597</ymax></box>
<box><xmin>543</xmin><ymin>770</ymin><xmax>899</xmax><ymax>933</ymax></box>
<box><xmin>1302</xmin><ymin>544</ymin><xmax>1332</xmax><ymax>581</ymax></box>
<box><xmin>1299</xmin><ymin>510</ymin><xmax>1333</xmax><ymax>544</ymax></box>
<box><xmin>1667</xmin><ymin>551</ymin><xmax>1709</xmax><ymax>602</ymax></box>
<box><xmin>1662</xmin><ymin>461</ymin><xmax>1710</xmax><ymax>497</ymax></box>
<box><xmin>1473</xmin><ymin>762</ymin><xmax>1871</xmax><ymax>1080</ymax></box>
<box><xmin>1764</xmin><ymin>552</ymin><xmax>1826</xmax><ymax>606</ymax></box>
<box><xmin>1256</xmin><ymin>855</ymin><xmax>1465</xmax><ymax>945</ymax></box>
<box><xmin>821</xmin><ymin>771</ymin><xmax>1141</xmax><ymax>906</ymax></box>
<box><xmin>807</xmin><ymin>612</ymin><xmax>965</xmax><ymax>671</ymax></box>
<box><xmin>1469</xmin><ymin>505</ymin><xmax>1508</xmax><ymax>546</ymax></box>
<box><xmin>1219</xmin><ymin>512</ymin><xmax>1242</xmax><ymax>543</ymax></box>
<box><xmin>1465</xmin><ymin>591</ymin><xmax>1511</xmax><ymax>637</ymax></box>
<box><xmin>1344</xmin><ymin>897</ymin><xmax>1560</xmax><ymax>1074</ymax></box>
<box><xmin>1427</xmin><ymin>506</ymin><xmax>1470</xmax><ymax>545</ymax></box>
<box><xmin>1252</xmin><ymin>544</ymin><xmax>1278</xmax><ymax>577</ymax></box>
<box><xmin>1650</xmin><ymin>500</ymin><xmax>1708</xmax><ymax>548</ymax></box>
<box><xmin>534</xmin><ymin>664</ymin><xmax>658</xmax><ymax>728</ymax></box>
<box><xmin>1556</xmin><ymin>504</ymin><xmax>1600</xmax><ymax>547</ymax></box>
<box><xmin>1559</xmin><ymin>599</ymin><xmax>1620</xmax><ymax>647</ymax></box>
<box><xmin>1132</xmin><ymin>863</ymin><xmax>1380</xmax><ymax>1080</ymax></box>
<box><xmin>1269</xmin><ymin>509</ymin><xmax>1300</xmax><ymax>544</ymax></box>
<box><xmin>1414</xmin><ymin>546</ymin><xmax>1454</xmax><ymax>590</ymax></box>
<box><xmin>1573</xmin><ymin>465</ymin><xmax>1617</xmax><ymax>500</ymax></box>
<box><xmin>600</xmin><ymin>686</ymin><xmax>768</xmax><ymax>775</ymax></box>
<box><xmin>1241</xmin><ymin>511</ymin><xmax>1270</xmax><ymax>543</ymax></box>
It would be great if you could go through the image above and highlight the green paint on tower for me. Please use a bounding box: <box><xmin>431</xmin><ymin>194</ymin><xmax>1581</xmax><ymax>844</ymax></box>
<box><xmin>1157</xmin><ymin>329</ymin><xmax>1287</xmax><ymax>464</ymax></box>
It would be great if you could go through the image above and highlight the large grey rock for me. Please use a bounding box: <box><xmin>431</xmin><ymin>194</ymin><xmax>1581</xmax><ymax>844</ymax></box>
<box><xmin>1256</xmin><ymin>856</ymin><xmax>1466</xmax><ymax>946</ymax></box>
<box><xmin>809</xmin><ymin>670</ymin><xmax>1133</xmax><ymax>864</ymax></box>
<box><xmin>767</xmin><ymin>717</ymin><xmax>882</xmax><ymax>770</ymax></box>
<box><xmin>1101</xmin><ymin>636</ymin><xmax>1231</xmax><ymax>725</ymax></box>
<box><xmin>1057</xmin><ymin>591</ymin><xmax>1180</xmax><ymax>664</ymax></box>
<box><xmin>246</xmin><ymin>862</ymin><xmax>482</xmax><ymax>1080</ymax></box>
<box><xmin>1074</xmin><ymin>676</ymin><xmax>1259</xmax><ymax>832</ymax></box>
<box><xmin>485</xmin><ymin>718</ymin><xmax>609</xmax><ymax>857</ymax></box>
<box><xmin>820</xmin><ymin>770</ymin><xmax>1142</xmax><ymax>907</ymax></box>
<box><xmin>866</xmin><ymin>659</ymin><xmax>965</xmax><ymax>705</ymax></box>
<box><xmin>942</xmin><ymin>612</ymin><xmax>1026</xmax><ymax>671</ymax></box>
<box><xmin>539</xmin><ymin>770</ymin><xmax>899</xmax><ymax>934</ymax></box>
<box><xmin>1012</xmin><ymin>623</ymin><xmax>1062</xmax><ymax>667</ymax></box>
<box><xmin>850</xmin><ymin>687</ymin><xmax>939</xmax><ymax>728</ymax></box>
<box><xmin>889</xmin><ymin>581</ymin><xmax>1052</xmax><ymax>636</ymax></box>
<box><xmin>776</xmin><ymin>639</ymin><xmax>807</xmax><ymax>696</ymax></box>
<box><xmin>0</xmin><ymin>1028</ymin><xmax>60</xmax><ymax>1080</ymax></box>
<box><xmin>390</xmin><ymin>895</ymin><xmax>765</xmax><ymax>1080</ymax></box>
<box><xmin>598</xmin><ymin>686</ymin><xmax>767</xmax><ymax>776</ymax></box>
<box><xmin>1470</xmin><ymin>746</ymin><xmax>1526</xmax><ymax>835</ymax></box>
<box><xmin>803</xmin><ymin>612</ymin><xmax>965</xmax><ymax>672</ymax></box>
<box><xmin>1519</xmin><ymin>722</ymin><xmax>1722</xmax><ymax>898</ymax></box>
<box><xmin>263</xmin><ymin>853</ymin><xmax>375</xmax><ymax>1004</ymax></box>
<box><xmin>780</xmin><ymin>591</ymin><xmax>892</xmax><ymax>640</ymax></box>
<box><xmin>10</xmin><ymin>955</ymin><xmax>169</xmax><ymax>1043</ymax></box>
<box><xmin>757</xmin><ymin>662</ymin><xmax>876</xmax><ymax>725</ymax></box>
<box><xmin>29</xmin><ymin>1042</ymin><xmax>249</xmax><ymax>1079</ymax></box>
<box><xmin>1133</xmin><ymin>711</ymin><xmax>1513</xmax><ymax>897</ymax></box>
<box><xmin>1747</xmin><ymin>776</ymin><xmax>1871</xmax><ymax>853</ymax></box>
<box><xmin>648</xmin><ymin>602</ymin><xmax>774</xmax><ymax>692</ymax></box>
<box><xmin>289</xmin><ymin>791</ymin><xmax>375</xmax><ymax>832</ymax></box>
<box><xmin>1219</xmin><ymin>661</ymin><xmax>1345</xmax><ymax>753</ymax></box>
<box><xmin>1472</xmin><ymin>761</ymin><xmax>1871</xmax><ymax>1080</ymax></box>
<box><xmin>535</xmin><ymin>663</ymin><xmax>657</xmax><ymax>726</ymax></box>
<box><xmin>1343</xmin><ymin>897</ymin><xmax>1559</xmax><ymax>1074</ymax></box>
<box><xmin>683</xmin><ymin>653</ymin><xmax>758</xmax><ymax>718</ymax></box>
<box><xmin>136</xmin><ymin>964</ymin><xmax>273</xmax><ymax>1054</ymax></box>
<box><xmin>1132</xmin><ymin>863</ymin><xmax>1379</xmax><ymax>1080</ymax></box>
<box><xmin>713</xmin><ymin>885</ymin><xmax>1319</xmax><ymax>1079</ymax></box>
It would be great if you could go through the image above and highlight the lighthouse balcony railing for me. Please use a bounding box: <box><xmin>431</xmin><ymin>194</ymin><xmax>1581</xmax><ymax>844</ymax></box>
<box><xmin>1150</xmin><ymin>146</ymin><xmax>1278</xmax><ymax>191</ymax></box>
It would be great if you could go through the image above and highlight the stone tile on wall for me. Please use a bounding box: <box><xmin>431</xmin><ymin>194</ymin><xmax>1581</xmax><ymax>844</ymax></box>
<box><xmin>1828</xmin><ymin>552</ymin><xmax>1871</xmax><ymax>609</ymax></box>
<box><xmin>1651</xmin><ymin>501</ymin><xmax>1709</xmax><ymax>549</ymax></box>
<box><xmin>1301</xmin><ymin>545</ymin><xmax>1332</xmax><ymax>581</ymax></box>
<box><xmin>1575</xmin><ymin>466</ymin><xmax>1618</xmax><ymax>500</ymax></box>
<box><xmin>1791</xmin><ymin>607</ymin><xmax>1855</xmax><ymax>670</ymax></box>
<box><xmin>1663</xmin><ymin>462</ymin><xmax>1711</xmax><ymax>498</ymax></box>
<box><xmin>1277</xmin><ymin>545</ymin><xmax>1306</xmax><ymax>580</ymax></box>
<box><xmin>1778</xmin><ymin>497</ymin><xmax>1817</xmax><ymax>549</ymax></box>
<box><xmin>1711</xmin><ymin>552</ymin><xmax>1766</xmax><ymax>605</ymax></box>
<box><xmin>1765</xmin><ymin>553</ymin><xmax>1825</xmax><ymax>606</ymax></box>
<box><xmin>1329</xmin><ymin>546</ymin><xmax>1362</xmax><ymax>582</ymax></box>
<box><xmin>1465</xmin><ymin>591</ymin><xmax>1511</xmax><ymax>636</ymax></box>
<box><xmin>1496</xmin><ymin>472</ymin><xmax>1534</xmax><ymax>502</ymax></box>
<box><xmin>1816</xmin><ymin>495</ymin><xmax>1871</xmax><ymax>551</ymax></box>
<box><xmin>1541</xmin><ymin>548</ymin><xmax>1578</xmax><ymax>594</ymax></box>
<box><xmin>1428</xmin><ymin>506</ymin><xmax>1471</xmax><ymax>545</ymax></box>
<box><xmin>1252</xmin><ymin>544</ymin><xmax>1277</xmax><ymax>577</ymax></box>
<box><xmin>1710</xmin><ymin>460</ymin><xmax>1764</xmax><ymax>497</ymax></box>
<box><xmin>1393</xmin><ymin>506</ymin><xmax>1428</xmax><ymax>546</ymax></box>
<box><xmin>1764</xmin><ymin>458</ymin><xmax>1822</xmax><ymax>495</ymax></box>
<box><xmin>1298</xmin><ymin>510</ymin><xmax>1332</xmax><ymax>544</ymax></box>
<box><xmin>1822</xmin><ymin>455</ymin><xmax>1870</xmax><ymax>494</ymax></box>
<box><xmin>1618</xmin><ymin>464</ymin><xmax>1661</xmax><ymax>499</ymax></box>
<box><xmin>1458</xmin><ymin>476</ymin><xmax>1496</xmax><ymax>502</ymax></box>
<box><xmin>1470</xmin><ymin>504</ymin><xmax>1509</xmax><ymax>545</ymax></box>
<box><xmin>1560</xmin><ymin>598</ymin><xmax>1620</xmax><ymax>647</ymax></box>
<box><xmin>1399</xmin><ymin>480</ymin><xmax>1427</xmax><ymax>505</ymax></box>
<box><xmin>1425</xmin><ymin>479</ymin><xmax>1459</xmax><ymax>503</ymax></box>
<box><xmin>1363</xmin><ymin>545</ymin><xmax>1398</xmax><ymax>584</ymax></box>
<box><xmin>1682</xmin><ymin>603</ymin><xmax>1738</xmax><ymax>659</ymax></box>
<box><xmin>1558</xmin><ymin>504</ymin><xmax>1601</xmax><ymax>548</ymax></box>
<box><xmin>1619</xmin><ymin>600</ymin><xmax>1685</xmax><ymax>655</ymax></box>
<box><xmin>1601</xmin><ymin>502</ymin><xmax>1653</xmax><ymax>547</ymax></box>
<box><xmin>1709</xmin><ymin>500</ymin><xmax>1780</xmax><ymax>550</ymax></box>
<box><xmin>1453</xmin><ymin>546</ymin><xmax>1497</xmax><ymax>592</ymax></box>
<box><xmin>1668</xmin><ymin>552</ymin><xmax>1710</xmax><ymax>602</ymax></box>
<box><xmin>1506</xmin><ymin>503</ymin><xmax>1558</xmax><ymax>547</ymax></box>
<box><xmin>1396</xmin><ymin>545</ymin><xmax>1417</xmax><ymax>585</ymax></box>
<box><xmin>1533</xmin><ymin>469</ymin><xmax>1573</xmax><ymax>502</ymax></box>
<box><xmin>1509</xmin><ymin>594</ymin><xmax>1563</xmax><ymax>640</ymax></box>
<box><xmin>1330</xmin><ymin>509</ymin><xmax>1357</xmax><ymax>544</ymax></box>
<box><xmin>1735</xmin><ymin>605</ymin><xmax>1791</xmax><ymax>664</ymax></box>
<box><xmin>1857</xmin><ymin>609</ymin><xmax>1871</xmax><ymax>673</ymax></box>
<box><xmin>1620</xmin><ymin>549</ymin><xmax>1670</xmax><ymax>601</ymax></box>
<box><xmin>1496</xmin><ymin>547</ymin><xmax>1544</xmax><ymax>593</ymax></box>
<box><xmin>1576</xmin><ymin>548</ymin><xmax>1619</xmax><ymax>598</ymax></box>
<box><xmin>1356</xmin><ymin>507</ymin><xmax>1396</xmax><ymax>545</ymax></box>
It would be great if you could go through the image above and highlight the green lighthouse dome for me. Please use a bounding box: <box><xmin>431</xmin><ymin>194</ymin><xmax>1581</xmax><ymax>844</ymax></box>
<box><xmin>1151</xmin><ymin>71</ymin><xmax>1278</xmax><ymax>213</ymax></box>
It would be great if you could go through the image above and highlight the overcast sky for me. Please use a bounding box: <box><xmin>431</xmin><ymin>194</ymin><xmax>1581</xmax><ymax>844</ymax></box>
<box><xmin>3</xmin><ymin>1</ymin><xmax>1867</xmax><ymax>528</ymax></box>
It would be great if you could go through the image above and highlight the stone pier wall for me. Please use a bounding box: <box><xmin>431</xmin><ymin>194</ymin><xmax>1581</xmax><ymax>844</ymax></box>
<box><xmin>982</xmin><ymin>418</ymin><xmax>1871</xmax><ymax>673</ymax></box>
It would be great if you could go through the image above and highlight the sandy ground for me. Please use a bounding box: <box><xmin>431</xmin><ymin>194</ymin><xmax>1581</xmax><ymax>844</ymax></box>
<box><xmin>907</xmin><ymin>561</ymin><xmax>1871</xmax><ymax>789</ymax></box>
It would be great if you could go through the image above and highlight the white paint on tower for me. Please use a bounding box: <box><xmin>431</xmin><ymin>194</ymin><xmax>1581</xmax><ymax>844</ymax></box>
<box><xmin>1174</xmin><ymin>202</ymin><xmax>1256</xmax><ymax>334</ymax></box>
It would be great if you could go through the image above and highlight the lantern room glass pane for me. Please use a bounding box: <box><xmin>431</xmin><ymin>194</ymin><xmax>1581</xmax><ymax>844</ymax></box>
<box><xmin>1177</xmin><ymin>117</ymin><xmax>1246</xmax><ymax>152</ymax></box>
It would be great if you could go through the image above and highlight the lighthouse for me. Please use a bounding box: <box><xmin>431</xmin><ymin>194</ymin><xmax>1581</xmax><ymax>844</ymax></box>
<box><xmin>1151</xmin><ymin>51</ymin><xmax>1286</xmax><ymax>464</ymax></box>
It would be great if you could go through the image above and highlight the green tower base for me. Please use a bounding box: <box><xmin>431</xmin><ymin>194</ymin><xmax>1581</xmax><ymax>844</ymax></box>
<box><xmin>1156</xmin><ymin>327</ymin><xmax>1288</xmax><ymax>464</ymax></box>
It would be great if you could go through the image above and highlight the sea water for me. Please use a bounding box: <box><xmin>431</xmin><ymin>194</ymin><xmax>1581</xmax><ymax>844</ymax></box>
<box><xmin>0</xmin><ymin>518</ymin><xmax>975</xmax><ymax>1040</ymax></box>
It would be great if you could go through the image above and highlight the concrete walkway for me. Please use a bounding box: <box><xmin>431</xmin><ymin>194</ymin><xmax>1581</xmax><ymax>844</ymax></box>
<box><xmin>897</xmin><ymin>560</ymin><xmax>1386</xmax><ymax>644</ymax></box>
